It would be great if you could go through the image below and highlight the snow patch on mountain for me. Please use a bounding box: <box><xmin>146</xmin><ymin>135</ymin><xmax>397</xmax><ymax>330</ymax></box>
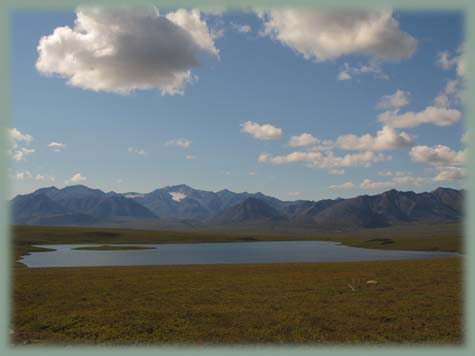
<box><xmin>170</xmin><ymin>191</ymin><xmax>186</xmax><ymax>202</ymax></box>
<box><xmin>124</xmin><ymin>193</ymin><xmax>145</xmax><ymax>198</ymax></box>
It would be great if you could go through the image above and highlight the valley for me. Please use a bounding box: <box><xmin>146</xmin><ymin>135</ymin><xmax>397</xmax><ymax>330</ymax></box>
<box><xmin>10</xmin><ymin>185</ymin><xmax>465</xmax><ymax>344</ymax></box>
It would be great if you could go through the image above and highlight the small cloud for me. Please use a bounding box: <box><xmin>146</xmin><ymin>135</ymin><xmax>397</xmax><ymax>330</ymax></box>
<box><xmin>128</xmin><ymin>147</ymin><xmax>146</xmax><ymax>155</ymax></box>
<box><xmin>410</xmin><ymin>145</ymin><xmax>465</xmax><ymax>166</ymax></box>
<box><xmin>230</xmin><ymin>22</ymin><xmax>252</xmax><ymax>33</ymax></box>
<box><xmin>359</xmin><ymin>179</ymin><xmax>395</xmax><ymax>190</ymax></box>
<box><xmin>166</xmin><ymin>138</ymin><xmax>192</xmax><ymax>148</ymax></box>
<box><xmin>14</xmin><ymin>170</ymin><xmax>32</xmax><ymax>180</ymax></box>
<box><xmin>258</xmin><ymin>150</ymin><xmax>390</xmax><ymax>171</ymax></box>
<box><xmin>377</xmin><ymin>170</ymin><xmax>411</xmax><ymax>177</ymax></box>
<box><xmin>328</xmin><ymin>182</ymin><xmax>355</xmax><ymax>190</ymax></box>
<box><xmin>433</xmin><ymin>166</ymin><xmax>465</xmax><ymax>182</ymax></box>
<box><xmin>8</xmin><ymin>128</ymin><xmax>34</xmax><ymax>161</ymax></box>
<box><xmin>338</xmin><ymin>70</ymin><xmax>352</xmax><ymax>81</ymax></box>
<box><xmin>288</xmin><ymin>192</ymin><xmax>301</xmax><ymax>197</ymax></box>
<box><xmin>65</xmin><ymin>173</ymin><xmax>87</xmax><ymax>184</ymax></box>
<box><xmin>248</xmin><ymin>171</ymin><xmax>256</xmax><ymax>176</ymax></box>
<box><xmin>241</xmin><ymin>121</ymin><xmax>283</xmax><ymax>140</ymax></box>
<box><xmin>329</xmin><ymin>169</ymin><xmax>345</xmax><ymax>175</ymax></box>
<box><xmin>8</xmin><ymin>128</ymin><xmax>32</xmax><ymax>143</ymax></box>
<box><xmin>288</xmin><ymin>133</ymin><xmax>318</xmax><ymax>147</ymax></box>
<box><xmin>359</xmin><ymin>174</ymin><xmax>431</xmax><ymax>190</ymax></box>
<box><xmin>436</xmin><ymin>45</ymin><xmax>465</xmax><ymax>78</ymax></box>
<box><xmin>13</xmin><ymin>170</ymin><xmax>55</xmax><ymax>182</ymax></box>
<box><xmin>336</xmin><ymin>126</ymin><xmax>414</xmax><ymax>151</ymax></box>
<box><xmin>185</xmin><ymin>154</ymin><xmax>196</xmax><ymax>160</ymax></box>
<box><xmin>11</xmin><ymin>147</ymin><xmax>35</xmax><ymax>161</ymax></box>
<box><xmin>338</xmin><ymin>61</ymin><xmax>388</xmax><ymax>81</ymax></box>
<box><xmin>377</xmin><ymin>90</ymin><xmax>410</xmax><ymax>111</ymax></box>
<box><xmin>48</xmin><ymin>141</ymin><xmax>66</xmax><ymax>152</ymax></box>
<box><xmin>378</xmin><ymin>106</ymin><xmax>461</xmax><ymax>129</ymax></box>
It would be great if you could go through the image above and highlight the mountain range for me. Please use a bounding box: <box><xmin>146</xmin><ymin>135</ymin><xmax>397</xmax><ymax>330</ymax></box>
<box><xmin>10</xmin><ymin>184</ymin><xmax>464</xmax><ymax>232</ymax></box>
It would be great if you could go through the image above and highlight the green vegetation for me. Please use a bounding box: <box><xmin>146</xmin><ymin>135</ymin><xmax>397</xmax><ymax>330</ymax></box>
<box><xmin>11</xmin><ymin>224</ymin><xmax>463</xmax><ymax>344</ymax></box>
<box><xmin>72</xmin><ymin>245</ymin><xmax>155</xmax><ymax>251</ymax></box>
<box><xmin>12</xmin><ymin>222</ymin><xmax>462</xmax><ymax>254</ymax></box>
<box><xmin>12</xmin><ymin>257</ymin><xmax>462</xmax><ymax>345</ymax></box>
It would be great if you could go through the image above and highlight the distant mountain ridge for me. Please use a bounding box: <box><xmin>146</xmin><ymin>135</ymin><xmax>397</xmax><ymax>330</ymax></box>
<box><xmin>10</xmin><ymin>184</ymin><xmax>464</xmax><ymax>231</ymax></box>
<box><xmin>11</xmin><ymin>185</ymin><xmax>155</xmax><ymax>226</ymax></box>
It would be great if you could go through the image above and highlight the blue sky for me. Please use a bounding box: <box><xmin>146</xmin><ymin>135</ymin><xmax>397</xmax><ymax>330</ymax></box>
<box><xmin>9</xmin><ymin>7</ymin><xmax>466</xmax><ymax>200</ymax></box>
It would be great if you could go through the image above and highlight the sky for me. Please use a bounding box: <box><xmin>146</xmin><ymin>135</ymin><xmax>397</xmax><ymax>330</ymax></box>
<box><xmin>8</xmin><ymin>7</ymin><xmax>466</xmax><ymax>201</ymax></box>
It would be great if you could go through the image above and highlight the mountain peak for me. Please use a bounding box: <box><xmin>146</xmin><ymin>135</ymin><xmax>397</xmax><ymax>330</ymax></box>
<box><xmin>32</xmin><ymin>186</ymin><xmax>59</xmax><ymax>195</ymax></box>
<box><xmin>163</xmin><ymin>184</ymin><xmax>193</xmax><ymax>192</ymax></box>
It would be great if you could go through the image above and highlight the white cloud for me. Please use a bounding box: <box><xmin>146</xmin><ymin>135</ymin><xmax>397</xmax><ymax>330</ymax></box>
<box><xmin>433</xmin><ymin>166</ymin><xmax>465</xmax><ymax>182</ymax></box>
<box><xmin>230</xmin><ymin>22</ymin><xmax>252</xmax><ymax>33</ymax></box>
<box><xmin>338</xmin><ymin>61</ymin><xmax>388</xmax><ymax>81</ymax></box>
<box><xmin>338</xmin><ymin>71</ymin><xmax>352</xmax><ymax>81</ymax></box>
<box><xmin>433</xmin><ymin>79</ymin><xmax>463</xmax><ymax>109</ymax></box>
<box><xmin>248</xmin><ymin>171</ymin><xmax>256</xmax><ymax>176</ymax></box>
<box><xmin>377</xmin><ymin>90</ymin><xmax>410</xmax><ymax>111</ymax></box>
<box><xmin>241</xmin><ymin>121</ymin><xmax>283</xmax><ymax>140</ymax></box>
<box><xmin>378</xmin><ymin>170</ymin><xmax>411</xmax><ymax>177</ymax></box>
<box><xmin>359</xmin><ymin>178</ymin><xmax>395</xmax><ymax>190</ymax></box>
<box><xmin>13</xmin><ymin>170</ymin><xmax>55</xmax><ymax>182</ymax></box>
<box><xmin>166</xmin><ymin>138</ymin><xmax>192</xmax><ymax>148</ymax></box>
<box><xmin>288</xmin><ymin>133</ymin><xmax>318</xmax><ymax>147</ymax></box>
<box><xmin>258</xmin><ymin>150</ymin><xmax>390</xmax><ymax>170</ymax></box>
<box><xmin>434</xmin><ymin>44</ymin><xmax>465</xmax><ymax>110</ymax></box>
<box><xmin>36</xmin><ymin>6</ymin><xmax>218</xmax><ymax>95</ymax></box>
<box><xmin>437</xmin><ymin>45</ymin><xmax>465</xmax><ymax>78</ymax></box>
<box><xmin>410</xmin><ymin>145</ymin><xmax>465</xmax><ymax>166</ymax></box>
<box><xmin>128</xmin><ymin>147</ymin><xmax>146</xmax><ymax>155</ymax></box>
<box><xmin>259</xmin><ymin>9</ymin><xmax>417</xmax><ymax>62</ymax></box>
<box><xmin>328</xmin><ymin>182</ymin><xmax>355</xmax><ymax>190</ymax></box>
<box><xmin>48</xmin><ymin>141</ymin><xmax>66</xmax><ymax>152</ymax></box>
<box><xmin>11</xmin><ymin>148</ymin><xmax>35</xmax><ymax>161</ymax></box>
<box><xmin>8</xmin><ymin>128</ymin><xmax>34</xmax><ymax>161</ymax></box>
<box><xmin>391</xmin><ymin>175</ymin><xmax>430</xmax><ymax>186</ymax></box>
<box><xmin>307</xmin><ymin>141</ymin><xmax>335</xmax><ymax>152</ymax></box>
<box><xmin>48</xmin><ymin>142</ymin><xmax>65</xmax><ymax>148</ymax></box>
<box><xmin>336</xmin><ymin>126</ymin><xmax>414</xmax><ymax>151</ymax></box>
<box><xmin>359</xmin><ymin>175</ymin><xmax>430</xmax><ymax>190</ymax></box>
<box><xmin>8</xmin><ymin>128</ymin><xmax>32</xmax><ymax>143</ymax></box>
<box><xmin>378</xmin><ymin>106</ymin><xmax>461</xmax><ymax>128</ymax></box>
<box><xmin>329</xmin><ymin>168</ymin><xmax>345</xmax><ymax>175</ymax></box>
<box><xmin>185</xmin><ymin>154</ymin><xmax>196</xmax><ymax>160</ymax></box>
<box><xmin>14</xmin><ymin>170</ymin><xmax>32</xmax><ymax>180</ymax></box>
<box><xmin>65</xmin><ymin>173</ymin><xmax>87</xmax><ymax>184</ymax></box>
<box><xmin>288</xmin><ymin>191</ymin><xmax>302</xmax><ymax>197</ymax></box>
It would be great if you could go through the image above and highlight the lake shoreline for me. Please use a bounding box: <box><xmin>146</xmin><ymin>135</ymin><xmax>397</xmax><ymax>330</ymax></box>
<box><xmin>19</xmin><ymin>241</ymin><xmax>460</xmax><ymax>268</ymax></box>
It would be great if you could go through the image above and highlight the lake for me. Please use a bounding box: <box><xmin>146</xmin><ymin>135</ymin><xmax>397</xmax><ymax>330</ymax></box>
<box><xmin>18</xmin><ymin>241</ymin><xmax>459</xmax><ymax>268</ymax></box>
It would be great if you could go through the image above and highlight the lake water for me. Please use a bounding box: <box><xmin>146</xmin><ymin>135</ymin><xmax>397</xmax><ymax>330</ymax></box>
<box><xmin>18</xmin><ymin>241</ymin><xmax>459</xmax><ymax>268</ymax></box>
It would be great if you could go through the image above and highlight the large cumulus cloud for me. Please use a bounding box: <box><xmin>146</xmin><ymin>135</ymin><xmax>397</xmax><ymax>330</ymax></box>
<box><xmin>259</xmin><ymin>8</ymin><xmax>417</xmax><ymax>62</ymax></box>
<box><xmin>36</xmin><ymin>7</ymin><xmax>218</xmax><ymax>95</ymax></box>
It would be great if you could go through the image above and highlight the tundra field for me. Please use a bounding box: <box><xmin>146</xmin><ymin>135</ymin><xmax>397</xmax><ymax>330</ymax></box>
<box><xmin>11</xmin><ymin>224</ymin><xmax>463</xmax><ymax>345</ymax></box>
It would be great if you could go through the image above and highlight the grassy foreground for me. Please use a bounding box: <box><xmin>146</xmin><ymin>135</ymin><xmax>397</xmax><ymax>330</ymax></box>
<box><xmin>12</xmin><ymin>257</ymin><xmax>462</xmax><ymax>345</ymax></box>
